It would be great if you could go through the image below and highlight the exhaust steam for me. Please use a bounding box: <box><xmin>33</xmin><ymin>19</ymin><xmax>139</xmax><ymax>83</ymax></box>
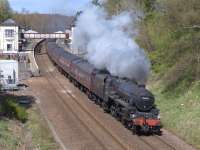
<box><xmin>72</xmin><ymin>4</ymin><xmax>150</xmax><ymax>84</ymax></box>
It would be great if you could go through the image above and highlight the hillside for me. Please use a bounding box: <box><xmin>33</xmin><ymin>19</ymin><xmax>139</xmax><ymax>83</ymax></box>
<box><xmin>101</xmin><ymin>0</ymin><xmax>200</xmax><ymax>149</ymax></box>
<box><xmin>14</xmin><ymin>13</ymin><xmax>74</xmax><ymax>33</ymax></box>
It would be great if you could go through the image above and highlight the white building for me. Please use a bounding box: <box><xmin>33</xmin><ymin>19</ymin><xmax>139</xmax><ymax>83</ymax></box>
<box><xmin>0</xmin><ymin>19</ymin><xmax>19</xmax><ymax>54</ymax></box>
<box><xmin>0</xmin><ymin>60</ymin><xmax>18</xmax><ymax>90</ymax></box>
<box><xmin>67</xmin><ymin>26</ymin><xmax>80</xmax><ymax>55</ymax></box>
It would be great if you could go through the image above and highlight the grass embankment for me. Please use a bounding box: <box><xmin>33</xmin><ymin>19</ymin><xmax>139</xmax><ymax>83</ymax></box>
<box><xmin>149</xmin><ymin>78</ymin><xmax>200</xmax><ymax>149</ymax></box>
<box><xmin>0</xmin><ymin>97</ymin><xmax>59</xmax><ymax>150</ymax></box>
<box><xmin>137</xmin><ymin>0</ymin><xmax>200</xmax><ymax>148</ymax></box>
<box><xmin>25</xmin><ymin>106</ymin><xmax>60</xmax><ymax>150</ymax></box>
<box><xmin>99</xmin><ymin>0</ymin><xmax>200</xmax><ymax>148</ymax></box>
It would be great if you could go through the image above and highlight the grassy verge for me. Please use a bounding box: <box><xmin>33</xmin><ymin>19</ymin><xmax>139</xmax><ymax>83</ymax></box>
<box><xmin>25</xmin><ymin>105</ymin><xmax>60</xmax><ymax>150</ymax></box>
<box><xmin>0</xmin><ymin>104</ymin><xmax>60</xmax><ymax>150</ymax></box>
<box><xmin>0</xmin><ymin>119</ymin><xmax>22</xmax><ymax>149</ymax></box>
<box><xmin>149</xmin><ymin>80</ymin><xmax>200</xmax><ymax>149</ymax></box>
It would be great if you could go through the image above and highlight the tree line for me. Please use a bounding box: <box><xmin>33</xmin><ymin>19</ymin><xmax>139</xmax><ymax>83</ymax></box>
<box><xmin>0</xmin><ymin>0</ymin><xmax>12</xmax><ymax>22</ymax></box>
<box><xmin>0</xmin><ymin>0</ymin><xmax>73</xmax><ymax>33</ymax></box>
<box><xmin>97</xmin><ymin>0</ymin><xmax>200</xmax><ymax>94</ymax></box>
<box><xmin>1</xmin><ymin>0</ymin><xmax>199</xmax><ymax>93</ymax></box>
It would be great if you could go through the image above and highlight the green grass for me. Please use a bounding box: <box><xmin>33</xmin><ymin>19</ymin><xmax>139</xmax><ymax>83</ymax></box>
<box><xmin>0</xmin><ymin>99</ymin><xmax>28</xmax><ymax>123</ymax></box>
<box><xmin>25</xmin><ymin>106</ymin><xmax>60</xmax><ymax>150</ymax></box>
<box><xmin>149</xmin><ymin>80</ymin><xmax>200</xmax><ymax>149</ymax></box>
<box><xmin>0</xmin><ymin>104</ymin><xmax>60</xmax><ymax>150</ymax></box>
<box><xmin>0</xmin><ymin>119</ymin><xmax>22</xmax><ymax>149</ymax></box>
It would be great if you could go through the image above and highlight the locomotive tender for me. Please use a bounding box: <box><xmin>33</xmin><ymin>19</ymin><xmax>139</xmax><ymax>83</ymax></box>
<box><xmin>46</xmin><ymin>41</ymin><xmax>161</xmax><ymax>134</ymax></box>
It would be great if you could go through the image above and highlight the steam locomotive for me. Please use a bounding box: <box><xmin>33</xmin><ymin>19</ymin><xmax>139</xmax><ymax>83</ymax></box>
<box><xmin>46</xmin><ymin>41</ymin><xmax>161</xmax><ymax>134</ymax></box>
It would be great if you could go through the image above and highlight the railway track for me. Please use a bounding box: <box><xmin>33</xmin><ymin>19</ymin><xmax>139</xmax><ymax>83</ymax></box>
<box><xmin>46</xmin><ymin>64</ymin><xmax>129</xmax><ymax>150</ymax></box>
<box><xmin>37</xmin><ymin>52</ymin><xmax>130</xmax><ymax>150</ymax></box>
<box><xmin>43</xmin><ymin>52</ymin><xmax>177</xmax><ymax>150</ymax></box>
<box><xmin>43</xmin><ymin>60</ymin><xmax>167</xmax><ymax>150</ymax></box>
<box><xmin>42</xmin><ymin>65</ymin><xmax>109</xmax><ymax>150</ymax></box>
<box><xmin>138</xmin><ymin>135</ymin><xmax>176</xmax><ymax>150</ymax></box>
<box><xmin>31</xmin><ymin>42</ymin><xmax>189</xmax><ymax>150</ymax></box>
<box><xmin>155</xmin><ymin>135</ymin><xmax>177</xmax><ymax>150</ymax></box>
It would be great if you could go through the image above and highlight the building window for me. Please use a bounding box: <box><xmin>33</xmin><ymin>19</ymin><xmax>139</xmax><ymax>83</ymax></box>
<box><xmin>7</xmin><ymin>44</ymin><xmax>12</xmax><ymax>51</ymax></box>
<box><xmin>5</xmin><ymin>29</ymin><xmax>14</xmax><ymax>38</ymax></box>
<box><xmin>7</xmin><ymin>75</ymin><xmax>14</xmax><ymax>84</ymax></box>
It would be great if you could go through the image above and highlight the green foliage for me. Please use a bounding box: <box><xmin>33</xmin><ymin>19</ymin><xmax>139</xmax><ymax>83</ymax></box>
<box><xmin>103</xmin><ymin>0</ymin><xmax>156</xmax><ymax>15</ymax></box>
<box><xmin>136</xmin><ymin>0</ymin><xmax>156</xmax><ymax>13</ymax></box>
<box><xmin>0</xmin><ymin>105</ymin><xmax>59</xmax><ymax>149</ymax></box>
<box><xmin>102</xmin><ymin>0</ymin><xmax>200</xmax><ymax>95</ymax></box>
<box><xmin>25</xmin><ymin>107</ymin><xmax>60</xmax><ymax>149</ymax></box>
<box><xmin>0</xmin><ymin>0</ymin><xmax>12</xmax><ymax>22</ymax></box>
<box><xmin>15</xmin><ymin>104</ymin><xmax>28</xmax><ymax>123</ymax></box>
<box><xmin>150</xmin><ymin>82</ymin><xmax>200</xmax><ymax>149</ymax></box>
<box><xmin>0</xmin><ymin>120</ymin><xmax>21</xmax><ymax>149</ymax></box>
<box><xmin>103</xmin><ymin>0</ymin><xmax>123</xmax><ymax>15</ymax></box>
<box><xmin>1</xmin><ymin>99</ymin><xmax>28</xmax><ymax>123</ymax></box>
<box><xmin>136</xmin><ymin>0</ymin><xmax>200</xmax><ymax>95</ymax></box>
<box><xmin>102</xmin><ymin>0</ymin><xmax>200</xmax><ymax>148</ymax></box>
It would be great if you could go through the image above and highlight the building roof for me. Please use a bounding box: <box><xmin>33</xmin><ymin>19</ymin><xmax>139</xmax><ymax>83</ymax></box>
<box><xmin>1</xmin><ymin>19</ymin><xmax>18</xmax><ymax>26</ymax></box>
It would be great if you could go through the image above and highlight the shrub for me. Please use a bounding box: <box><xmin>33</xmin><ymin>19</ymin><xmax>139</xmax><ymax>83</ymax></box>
<box><xmin>15</xmin><ymin>105</ymin><xmax>28</xmax><ymax>123</ymax></box>
<box><xmin>1</xmin><ymin>99</ymin><xmax>28</xmax><ymax>123</ymax></box>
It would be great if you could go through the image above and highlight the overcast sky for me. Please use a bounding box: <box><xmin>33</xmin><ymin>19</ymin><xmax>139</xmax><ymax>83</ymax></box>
<box><xmin>8</xmin><ymin>0</ymin><xmax>90</xmax><ymax>15</ymax></box>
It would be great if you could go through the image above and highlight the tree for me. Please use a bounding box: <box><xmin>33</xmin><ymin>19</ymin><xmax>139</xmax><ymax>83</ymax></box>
<box><xmin>104</xmin><ymin>0</ymin><xmax>123</xmax><ymax>15</ymax></box>
<box><xmin>0</xmin><ymin>0</ymin><xmax>12</xmax><ymax>22</ymax></box>
<box><xmin>92</xmin><ymin>0</ymin><xmax>101</xmax><ymax>6</ymax></box>
<box><xmin>142</xmin><ymin>0</ymin><xmax>156</xmax><ymax>12</ymax></box>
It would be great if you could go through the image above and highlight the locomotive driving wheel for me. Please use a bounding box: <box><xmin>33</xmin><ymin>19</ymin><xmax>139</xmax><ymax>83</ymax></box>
<box><xmin>110</xmin><ymin>105</ymin><xmax>117</xmax><ymax>117</ymax></box>
<box><xmin>102</xmin><ymin>102</ymin><xmax>109</xmax><ymax>113</ymax></box>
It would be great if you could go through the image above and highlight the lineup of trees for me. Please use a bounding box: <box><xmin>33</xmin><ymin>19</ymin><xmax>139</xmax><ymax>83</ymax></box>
<box><xmin>1</xmin><ymin>0</ymin><xmax>199</xmax><ymax>147</ymax></box>
<box><xmin>14</xmin><ymin>13</ymin><xmax>74</xmax><ymax>32</ymax></box>
<box><xmin>0</xmin><ymin>0</ymin><xmax>73</xmax><ymax>33</ymax></box>
<box><xmin>1</xmin><ymin>0</ymin><xmax>199</xmax><ymax>93</ymax></box>
<box><xmin>100</xmin><ymin>0</ymin><xmax>200</xmax><ymax>94</ymax></box>
<box><xmin>0</xmin><ymin>0</ymin><xmax>12</xmax><ymax>22</ymax></box>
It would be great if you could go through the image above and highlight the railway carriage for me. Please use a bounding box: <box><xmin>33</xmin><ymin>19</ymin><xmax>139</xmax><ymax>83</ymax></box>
<box><xmin>71</xmin><ymin>59</ymin><xmax>93</xmax><ymax>90</ymax></box>
<box><xmin>58</xmin><ymin>51</ymin><xmax>79</xmax><ymax>77</ymax></box>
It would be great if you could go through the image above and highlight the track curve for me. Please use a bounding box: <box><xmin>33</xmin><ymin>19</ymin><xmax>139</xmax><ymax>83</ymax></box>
<box><xmin>26</xmin><ymin>41</ymin><xmax>196</xmax><ymax>150</ymax></box>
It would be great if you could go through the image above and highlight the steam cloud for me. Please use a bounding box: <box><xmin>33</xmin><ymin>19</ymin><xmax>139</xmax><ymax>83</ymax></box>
<box><xmin>72</xmin><ymin>4</ymin><xmax>150</xmax><ymax>84</ymax></box>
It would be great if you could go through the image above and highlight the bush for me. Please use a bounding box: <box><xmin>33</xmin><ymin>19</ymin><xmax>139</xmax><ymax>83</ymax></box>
<box><xmin>1</xmin><ymin>99</ymin><xmax>28</xmax><ymax>123</ymax></box>
<box><xmin>15</xmin><ymin>105</ymin><xmax>28</xmax><ymax>123</ymax></box>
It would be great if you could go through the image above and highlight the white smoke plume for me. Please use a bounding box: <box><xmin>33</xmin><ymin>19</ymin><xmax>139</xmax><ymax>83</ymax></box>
<box><xmin>72</xmin><ymin>4</ymin><xmax>150</xmax><ymax>84</ymax></box>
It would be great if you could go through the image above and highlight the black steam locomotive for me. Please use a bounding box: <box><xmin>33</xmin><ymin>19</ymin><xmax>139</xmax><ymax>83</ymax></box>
<box><xmin>46</xmin><ymin>42</ymin><xmax>161</xmax><ymax>134</ymax></box>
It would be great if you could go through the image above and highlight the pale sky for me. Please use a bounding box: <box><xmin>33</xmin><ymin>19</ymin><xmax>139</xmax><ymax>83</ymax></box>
<box><xmin>8</xmin><ymin>0</ymin><xmax>91</xmax><ymax>15</ymax></box>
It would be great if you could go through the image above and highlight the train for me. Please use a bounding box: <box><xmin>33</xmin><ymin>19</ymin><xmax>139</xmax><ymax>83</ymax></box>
<box><xmin>46</xmin><ymin>41</ymin><xmax>161</xmax><ymax>135</ymax></box>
